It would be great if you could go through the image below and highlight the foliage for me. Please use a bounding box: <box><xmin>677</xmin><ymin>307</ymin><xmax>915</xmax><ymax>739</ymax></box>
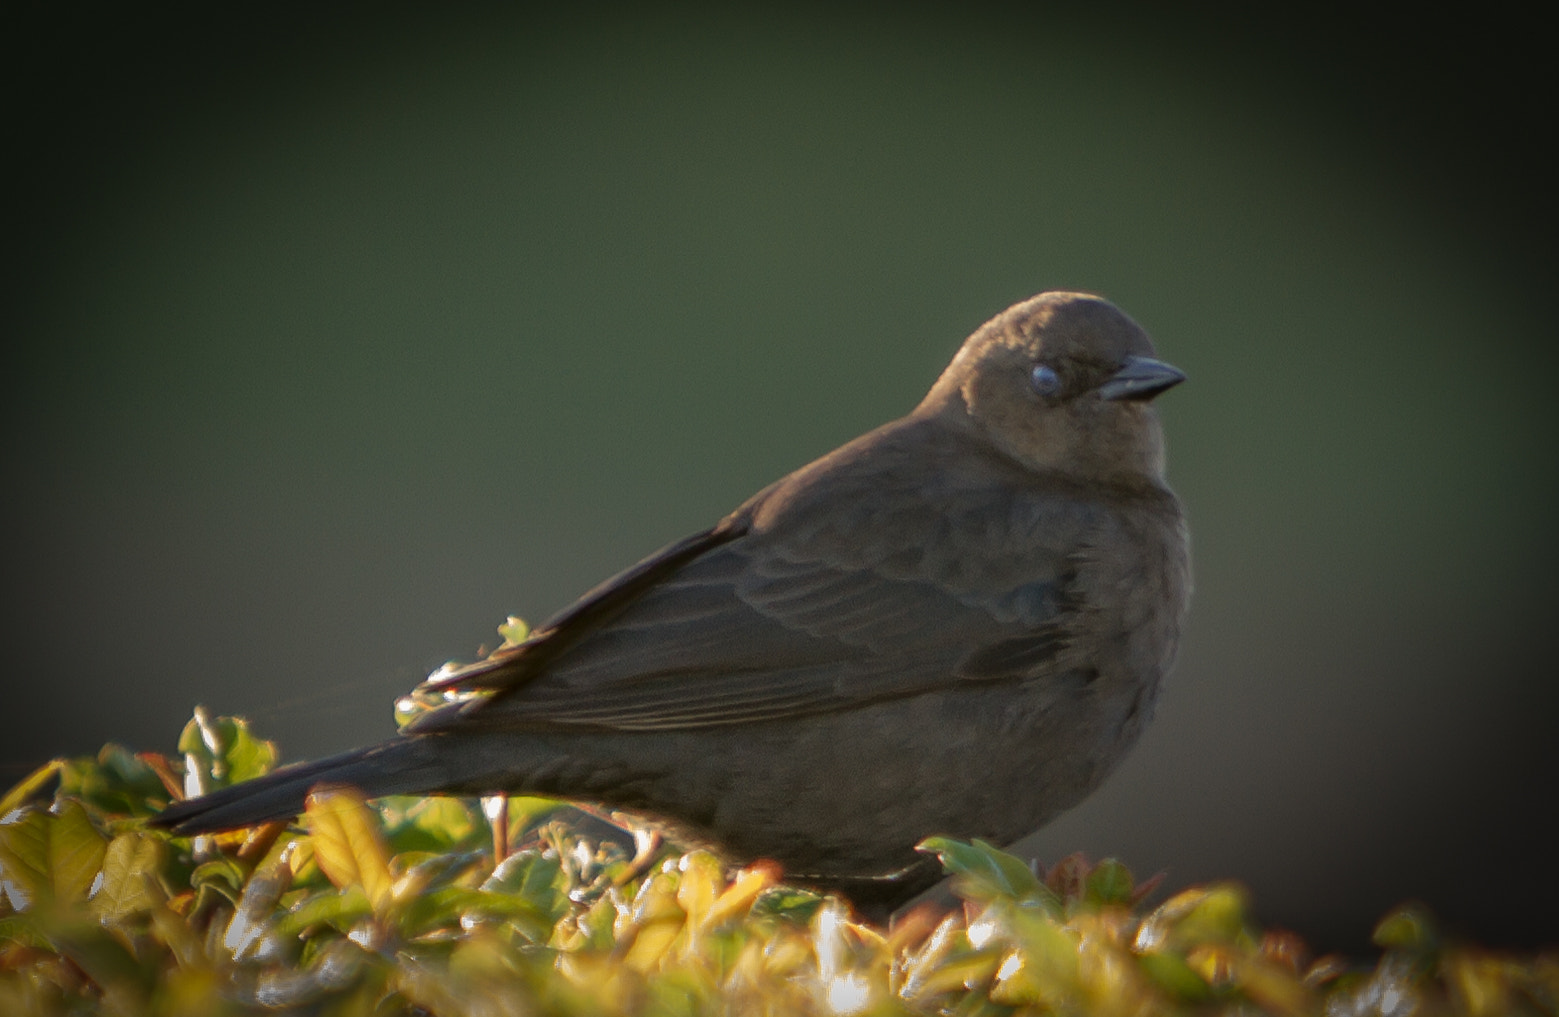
<box><xmin>2</xmin><ymin>712</ymin><xmax>1555</xmax><ymax>1016</ymax></box>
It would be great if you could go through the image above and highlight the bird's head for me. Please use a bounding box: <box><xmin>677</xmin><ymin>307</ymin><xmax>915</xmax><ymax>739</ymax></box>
<box><xmin>919</xmin><ymin>292</ymin><xmax>1184</xmax><ymax>486</ymax></box>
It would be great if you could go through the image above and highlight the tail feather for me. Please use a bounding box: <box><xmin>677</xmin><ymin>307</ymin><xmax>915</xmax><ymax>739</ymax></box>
<box><xmin>150</xmin><ymin>737</ymin><xmax>446</xmax><ymax>834</ymax></box>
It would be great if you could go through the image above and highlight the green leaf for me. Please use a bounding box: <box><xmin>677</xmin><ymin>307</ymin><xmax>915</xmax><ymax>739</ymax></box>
<box><xmin>917</xmin><ymin>837</ymin><xmax>1059</xmax><ymax>913</ymax></box>
<box><xmin>0</xmin><ymin>912</ymin><xmax>50</xmax><ymax>949</ymax></box>
<box><xmin>390</xmin><ymin>849</ymin><xmax>474</xmax><ymax>889</ymax></box>
<box><xmin>496</xmin><ymin>615</ymin><xmax>531</xmax><ymax>648</ymax></box>
<box><xmin>92</xmin><ymin>832</ymin><xmax>165</xmax><ymax>921</ymax></box>
<box><xmin>1373</xmin><ymin>902</ymin><xmax>1440</xmax><ymax>955</ymax></box>
<box><xmin>573</xmin><ymin>893</ymin><xmax>621</xmax><ymax>952</ymax></box>
<box><xmin>177</xmin><ymin>708</ymin><xmax>278</xmax><ymax>790</ymax></box>
<box><xmin>460</xmin><ymin>887</ymin><xmax>555</xmax><ymax>939</ymax></box>
<box><xmin>275</xmin><ymin>885</ymin><xmax>374</xmax><ymax>938</ymax></box>
<box><xmin>505</xmin><ymin>796</ymin><xmax>569</xmax><ymax>838</ymax></box>
<box><xmin>1171</xmin><ymin>884</ymin><xmax>1250</xmax><ymax>946</ymax></box>
<box><xmin>1138</xmin><ymin>950</ymin><xmax>1213</xmax><ymax>1001</ymax></box>
<box><xmin>191</xmin><ymin>857</ymin><xmax>248</xmax><ymax>908</ymax></box>
<box><xmin>989</xmin><ymin>904</ymin><xmax>1084</xmax><ymax>1007</ymax></box>
<box><xmin>750</xmin><ymin>886</ymin><xmax>824</xmax><ymax>925</ymax></box>
<box><xmin>399</xmin><ymin>884</ymin><xmax>554</xmax><ymax>942</ymax></box>
<box><xmin>222</xmin><ymin>726</ymin><xmax>280</xmax><ymax>784</ymax></box>
<box><xmin>0</xmin><ymin>808</ymin><xmax>49</xmax><ymax>905</ymax></box>
<box><xmin>56</xmin><ymin>745</ymin><xmax>171</xmax><ymax>819</ymax></box>
<box><xmin>484</xmin><ymin>848</ymin><xmax>567</xmax><ymax>920</ymax></box>
<box><xmin>379</xmin><ymin>795</ymin><xmax>483</xmax><ymax>853</ymax></box>
<box><xmin>1083</xmin><ymin>858</ymin><xmax>1136</xmax><ymax>908</ymax></box>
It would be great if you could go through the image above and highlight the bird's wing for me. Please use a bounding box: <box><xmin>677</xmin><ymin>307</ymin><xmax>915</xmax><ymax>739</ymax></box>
<box><xmin>414</xmin><ymin>477</ymin><xmax>1096</xmax><ymax>732</ymax></box>
<box><xmin>422</xmin><ymin>519</ymin><xmax>752</xmax><ymax>694</ymax></box>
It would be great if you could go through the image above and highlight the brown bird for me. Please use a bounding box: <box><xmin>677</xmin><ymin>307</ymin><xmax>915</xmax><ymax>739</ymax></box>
<box><xmin>152</xmin><ymin>291</ymin><xmax>1189</xmax><ymax>909</ymax></box>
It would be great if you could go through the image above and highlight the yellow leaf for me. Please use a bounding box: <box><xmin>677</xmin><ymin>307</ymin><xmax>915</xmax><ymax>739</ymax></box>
<box><xmin>92</xmin><ymin>833</ymin><xmax>164</xmax><ymax>921</ymax></box>
<box><xmin>0</xmin><ymin>760</ymin><xmax>62</xmax><ymax>818</ymax></box>
<box><xmin>496</xmin><ymin>616</ymin><xmax>531</xmax><ymax>648</ymax></box>
<box><xmin>676</xmin><ymin>851</ymin><xmax>722</xmax><ymax>931</ymax></box>
<box><xmin>624</xmin><ymin>917</ymin><xmax>683</xmax><ymax>973</ymax></box>
<box><xmin>1235</xmin><ymin>954</ymin><xmax>1313</xmax><ymax>1017</ymax></box>
<box><xmin>48</xmin><ymin>800</ymin><xmax>107</xmax><ymax>904</ymax></box>
<box><xmin>286</xmin><ymin>837</ymin><xmax>316</xmax><ymax>881</ymax></box>
<box><xmin>1444</xmin><ymin>950</ymin><xmax>1514</xmax><ymax>1017</ymax></box>
<box><xmin>623</xmin><ymin>873</ymin><xmax>686</xmax><ymax>972</ymax></box>
<box><xmin>305</xmin><ymin>787</ymin><xmax>393</xmax><ymax>916</ymax></box>
<box><xmin>762</xmin><ymin>934</ymin><xmax>813</xmax><ymax>977</ymax></box>
<box><xmin>703</xmin><ymin>862</ymin><xmax>777</xmax><ymax>930</ymax></box>
<box><xmin>910</xmin><ymin>950</ymin><xmax>1002</xmax><ymax>998</ymax></box>
<box><xmin>0</xmin><ymin>809</ymin><xmax>48</xmax><ymax>905</ymax></box>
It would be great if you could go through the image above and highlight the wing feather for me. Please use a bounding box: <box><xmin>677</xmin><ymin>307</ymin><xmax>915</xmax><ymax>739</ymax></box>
<box><xmin>424</xmin><ymin>422</ymin><xmax>1101</xmax><ymax>732</ymax></box>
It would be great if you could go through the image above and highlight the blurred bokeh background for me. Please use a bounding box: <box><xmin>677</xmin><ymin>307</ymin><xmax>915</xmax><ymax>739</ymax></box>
<box><xmin>7</xmin><ymin>5</ymin><xmax>1555</xmax><ymax>952</ymax></box>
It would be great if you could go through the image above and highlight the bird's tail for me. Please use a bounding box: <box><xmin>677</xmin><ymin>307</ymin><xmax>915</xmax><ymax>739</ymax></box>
<box><xmin>149</xmin><ymin>736</ymin><xmax>452</xmax><ymax>835</ymax></box>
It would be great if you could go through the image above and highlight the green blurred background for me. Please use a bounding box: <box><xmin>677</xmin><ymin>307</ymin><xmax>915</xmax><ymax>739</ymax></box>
<box><xmin>6</xmin><ymin>5</ymin><xmax>1556</xmax><ymax>951</ymax></box>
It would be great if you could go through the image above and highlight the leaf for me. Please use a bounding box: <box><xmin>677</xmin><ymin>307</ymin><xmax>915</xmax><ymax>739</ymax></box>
<box><xmin>379</xmin><ymin>795</ymin><xmax>482</xmax><ymax>854</ymax></box>
<box><xmin>457</xmin><ymin>888</ymin><xmax>554</xmax><ymax>940</ymax></box>
<box><xmin>0</xmin><ymin>912</ymin><xmax>50</xmax><ymax>949</ymax></box>
<box><xmin>496</xmin><ymin>615</ymin><xmax>531</xmax><ymax>648</ymax></box>
<box><xmin>1084</xmin><ymin>857</ymin><xmax>1136</xmax><ymax>908</ymax></box>
<box><xmin>623</xmin><ymin>897</ymin><xmax>685</xmax><ymax>972</ymax></box>
<box><xmin>1373</xmin><ymin>902</ymin><xmax>1440</xmax><ymax>955</ymax></box>
<box><xmin>221</xmin><ymin>725</ymin><xmax>280</xmax><ymax>784</ymax></box>
<box><xmin>703</xmin><ymin>863</ymin><xmax>778</xmax><ymax>930</ymax></box>
<box><xmin>484</xmin><ymin>849</ymin><xmax>568</xmax><ymax>922</ymax></box>
<box><xmin>931</xmin><ymin>954</ymin><xmax>1013</xmax><ymax>1001</ymax></box>
<box><xmin>989</xmin><ymin>905</ymin><xmax>1082</xmax><ymax>1007</ymax></box>
<box><xmin>274</xmin><ymin>885</ymin><xmax>373</xmax><ymax>938</ymax></box>
<box><xmin>92</xmin><ymin>832</ymin><xmax>165</xmax><ymax>921</ymax></box>
<box><xmin>389</xmin><ymin>850</ymin><xmax>483</xmax><ymax>905</ymax></box>
<box><xmin>1138</xmin><ymin>950</ymin><xmax>1213</xmax><ymax>1001</ymax></box>
<box><xmin>189</xmin><ymin>857</ymin><xmax>247</xmax><ymax>913</ymax></box>
<box><xmin>1169</xmin><ymin>884</ymin><xmax>1251</xmax><ymax>946</ymax></box>
<box><xmin>0</xmin><ymin>808</ymin><xmax>48</xmax><ymax>905</ymax></box>
<box><xmin>1235</xmin><ymin>953</ymin><xmax>1314</xmax><ymax>1017</ymax></box>
<box><xmin>191</xmin><ymin>857</ymin><xmax>246</xmax><ymax>893</ymax></box>
<box><xmin>177</xmin><ymin>708</ymin><xmax>278</xmax><ymax>790</ymax></box>
<box><xmin>0</xmin><ymin>760</ymin><xmax>62</xmax><ymax>819</ymax></box>
<box><xmin>750</xmin><ymin>886</ymin><xmax>823</xmax><ymax>925</ymax></box>
<box><xmin>224</xmin><ymin>857</ymin><xmax>292</xmax><ymax>960</ymax></box>
<box><xmin>917</xmin><ymin>837</ymin><xmax>1059</xmax><ymax>913</ymax></box>
<box><xmin>398</xmin><ymin>884</ymin><xmax>554</xmax><ymax>942</ymax></box>
<box><xmin>306</xmin><ymin>787</ymin><xmax>394</xmax><ymax>916</ymax></box>
<box><xmin>675</xmin><ymin>850</ymin><xmax>723</xmax><ymax>932</ymax></box>
<box><xmin>47</xmin><ymin>800</ymin><xmax>107</xmax><ymax>904</ymax></box>
<box><xmin>55</xmin><ymin>745</ymin><xmax>171</xmax><ymax>819</ymax></box>
<box><xmin>504</xmin><ymin>796</ymin><xmax>568</xmax><ymax>840</ymax></box>
<box><xmin>247</xmin><ymin>936</ymin><xmax>372</xmax><ymax>1008</ymax></box>
<box><xmin>46</xmin><ymin>916</ymin><xmax>156</xmax><ymax>1012</ymax></box>
<box><xmin>284</xmin><ymin>836</ymin><xmax>320</xmax><ymax>884</ymax></box>
<box><xmin>562</xmin><ymin>893</ymin><xmax>620</xmax><ymax>953</ymax></box>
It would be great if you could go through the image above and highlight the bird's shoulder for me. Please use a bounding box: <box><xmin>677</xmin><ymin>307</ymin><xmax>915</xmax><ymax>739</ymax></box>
<box><xmin>733</xmin><ymin>413</ymin><xmax>1172</xmax><ymax>591</ymax></box>
<box><xmin>406</xmin><ymin>412</ymin><xmax>1180</xmax><ymax>726</ymax></box>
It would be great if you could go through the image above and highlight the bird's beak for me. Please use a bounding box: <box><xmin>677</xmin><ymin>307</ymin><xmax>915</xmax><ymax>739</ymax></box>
<box><xmin>1097</xmin><ymin>356</ymin><xmax>1186</xmax><ymax>402</ymax></box>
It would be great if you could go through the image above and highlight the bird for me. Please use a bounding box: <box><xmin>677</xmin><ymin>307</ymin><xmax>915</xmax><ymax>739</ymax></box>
<box><xmin>151</xmin><ymin>291</ymin><xmax>1190</xmax><ymax>910</ymax></box>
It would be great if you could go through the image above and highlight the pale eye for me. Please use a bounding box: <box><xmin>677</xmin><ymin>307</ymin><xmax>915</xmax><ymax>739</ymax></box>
<box><xmin>1029</xmin><ymin>363</ymin><xmax>1061</xmax><ymax>397</ymax></box>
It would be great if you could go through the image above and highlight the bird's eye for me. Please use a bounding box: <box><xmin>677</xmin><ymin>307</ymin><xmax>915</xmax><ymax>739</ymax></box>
<box><xmin>1029</xmin><ymin>364</ymin><xmax>1062</xmax><ymax>397</ymax></box>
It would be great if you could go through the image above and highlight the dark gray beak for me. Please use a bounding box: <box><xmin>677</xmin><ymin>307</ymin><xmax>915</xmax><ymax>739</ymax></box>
<box><xmin>1097</xmin><ymin>356</ymin><xmax>1186</xmax><ymax>402</ymax></box>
